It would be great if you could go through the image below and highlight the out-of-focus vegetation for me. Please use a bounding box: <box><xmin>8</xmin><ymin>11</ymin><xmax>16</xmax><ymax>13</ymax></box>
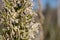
<box><xmin>34</xmin><ymin>0</ymin><xmax>57</xmax><ymax>40</ymax></box>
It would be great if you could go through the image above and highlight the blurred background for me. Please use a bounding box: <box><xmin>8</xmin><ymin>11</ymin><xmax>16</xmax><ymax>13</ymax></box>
<box><xmin>33</xmin><ymin>0</ymin><xmax>58</xmax><ymax>40</ymax></box>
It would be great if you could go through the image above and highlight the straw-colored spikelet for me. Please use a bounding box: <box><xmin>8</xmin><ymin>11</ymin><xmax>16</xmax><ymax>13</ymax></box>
<box><xmin>0</xmin><ymin>0</ymin><xmax>42</xmax><ymax>40</ymax></box>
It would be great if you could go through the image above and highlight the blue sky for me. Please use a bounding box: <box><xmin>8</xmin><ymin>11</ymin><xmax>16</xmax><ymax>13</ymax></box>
<box><xmin>33</xmin><ymin>0</ymin><xmax>57</xmax><ymax>10</ymax></box>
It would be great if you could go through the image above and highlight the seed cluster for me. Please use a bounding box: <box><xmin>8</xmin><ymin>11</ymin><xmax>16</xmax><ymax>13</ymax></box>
<box><xmin>0</xmin><ymin>0</ymin><xmax>41</xmax><ymax>40</ymax></box>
